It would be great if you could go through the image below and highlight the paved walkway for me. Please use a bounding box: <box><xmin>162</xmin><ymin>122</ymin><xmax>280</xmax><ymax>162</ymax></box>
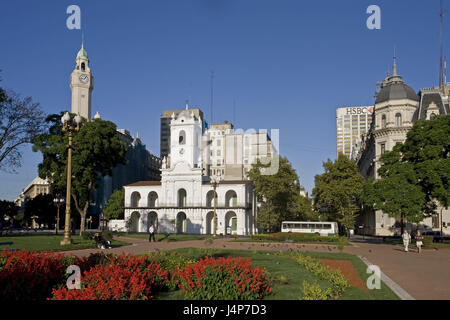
<box><xmin>63</xmin><ymin>236</ymin><xmax>450</xmax><ymax>300</ymax></box>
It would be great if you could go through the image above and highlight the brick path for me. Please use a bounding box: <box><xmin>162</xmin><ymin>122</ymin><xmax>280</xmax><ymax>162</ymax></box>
<box><xmin>63</xmin><ymin>236</ymin><xmax>450</xmax><ymax>300</ymax></box>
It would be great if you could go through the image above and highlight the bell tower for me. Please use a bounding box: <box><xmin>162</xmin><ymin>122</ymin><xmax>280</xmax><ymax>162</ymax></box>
<box><xmin>70</xmin><ymin>43</ymin><xmax>94</xmax><ymax>120</ymax></box>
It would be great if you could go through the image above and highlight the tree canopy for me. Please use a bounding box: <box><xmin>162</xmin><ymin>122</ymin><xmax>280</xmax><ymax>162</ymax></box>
<box><xmin>33</xmin><ymin>113</ymin><xmax>127</xmax><ymax>233</ymax></box>
<box><xmin>24</xmin><ymin>194</ymin><xmax>57</xmax><ymax>227</ymax></box>
<box><xmin>0</xmin><ymin>71</ymin><xmax>46</xmax><ymax>171</ymax></box>
<box><xmin>103</xmin><ymin>188</ymin><xmax>125</xmax><ymax>220</ymax></box>
<box><xmin>248</xmin><ymin>156</ymin><xmax>316</xmax><ymax>232</ymax></box>
<box><xmin>312</xmin><ymin>153</ymin><xmax>364</xmax><ymax>233</ymax></box>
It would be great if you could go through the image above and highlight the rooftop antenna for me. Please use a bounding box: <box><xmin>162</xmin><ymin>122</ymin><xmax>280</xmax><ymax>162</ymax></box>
<box><xmin>210</xmin><ymin>70</ymin><xmax>214</xmax><ymax>124</ymax></box>
<box><xmin>392</xmin><ymin>46</ymin><xmax>398</xmax><ymax>76</ymax></box>
<box><xmin>440</xmin><ymin>0</ymin><xmax>444</xmax><ymax>91</ymax></box>
<box><xmin>233</xmin><ymin>99</ymin><xmax>236</xmax><ymax>125</ymax></box>
<box><xmin>445</xmin><ymin>56</ymin><xmax>448</xmax><ymax>85</ymax></box>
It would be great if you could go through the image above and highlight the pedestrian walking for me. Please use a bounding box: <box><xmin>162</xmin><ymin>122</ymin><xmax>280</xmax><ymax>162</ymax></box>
<box><xmin>402</xmin><ymin>230</ymin><xmax>411</xmax><ymax>252</ymax></box>
<box><xmin>148</xmin><ymin>224</ymin><xmax>156</xmax><ymax>242</ymax></box>
<box><xmin>415</xmin><ymin>230</ymin><xmax>423</xmax><ymax>253</ymax></box>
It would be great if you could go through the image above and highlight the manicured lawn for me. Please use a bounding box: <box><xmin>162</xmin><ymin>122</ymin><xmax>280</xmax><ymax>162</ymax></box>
<box><xmin>0</xmin><ymin>234</ymin><xmax>129</xmax><ymax>252</ymax></box>
<box><xmin>117</xmin><ymin>233</ymin><xmax>211</xmax><ymax>242</ymax></box>
<box><xmin>150</xmin><ymin>248</ymin><xmax>399</xmax><ymax>300</ymax></box>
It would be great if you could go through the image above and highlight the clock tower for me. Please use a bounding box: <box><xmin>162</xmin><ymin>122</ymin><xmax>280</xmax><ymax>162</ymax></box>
<box><xmin>70</xmin><ymin>43</ymin><xmax>94</xmax><ymax>120</ymax></box>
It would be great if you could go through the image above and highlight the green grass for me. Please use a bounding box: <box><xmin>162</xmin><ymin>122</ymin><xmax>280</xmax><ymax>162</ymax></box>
<box><xmin>148</xmin><ymin>248</ymin><xmax>399</xmax><ymax>300</ymax></box>
<box><xmin>0</xmin><ymin>234</ymin><xmax>129</xmax><ymax>252</ymax></box>
<box><xmin>117</xmin><ymin>233</ymin><xmax>211</xmax><ymax>242</ymax></box>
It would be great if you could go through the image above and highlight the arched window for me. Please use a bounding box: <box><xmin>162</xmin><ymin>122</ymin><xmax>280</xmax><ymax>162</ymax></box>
<box><xmin>381</xmin><ymin>114</ymin><xmax>387</xmax><ymax>128</ymax></box>
<box><xmin>178</xmin><ymin>189</ymin><xmax>187</xmax><ymax>207</ymax></box>
<box><xmin>148</xmin><ymin>192</ymin><xmax>158</xmax><ymax>208</ymax></box>
<box><xmin>430</xmin><ymin>112</ymin><xmax>436</xmax><ymax>119</ymax></box>
<box><xmin>225</xmin><ymin>190</ymin><xmax>238</xmax><ymax>208</ymax></box>
<box><xmin>395</xmin><ymin>113</ymin><xmax>402</xmax><ymax>127</ymax></box>
<box><xmin>179</xmin><ymin>130</ymin><xmax>186</xmax><ymax>145</ymax></box>
<box><xmin>130</xmin><ymin>192</ymin><xmax>141</xmax><ymax>207</ymax></box>
<box><xmin>81</xmin><ymin>62</ymin><xmax>85</xmax><ymax>71</ymax></box>
<box><xmin>206</xmin><ymin>190</ymin><xmax>218</xmax><ymax>207</ymax></box>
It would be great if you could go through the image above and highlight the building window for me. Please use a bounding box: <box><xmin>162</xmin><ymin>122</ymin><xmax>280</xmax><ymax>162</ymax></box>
<box><xmin>81</xmin><ymin>63</ymin><xmax>85</xmax><ymax>71</ymax></box>
<box><xmin>380</xmin><ymin>143</ymin><xmax>386</xmax><ymax>155</ymax></box>
<box><xmin>395</xmin><ymin>113</ymin><xmax>402</xmax><ymax>127</ymax></box>
<box><xmin>381</xmin><ymin>114</ymin><xmax>386</xmax><ymax>128</ymax></box>
<box><xmin>217</xmin><ymin>150</ymin><xmax>221</xmax><ymax>156</ymax></box>
<box><xmin>179</xmin><ymin>130</ymin><xmax>186</xmax><ymax>145</ymax></box>
<box><xmin>217</xmin><ymin>139</ymin><xmax>221</xmax><ymax>146</ymax></box>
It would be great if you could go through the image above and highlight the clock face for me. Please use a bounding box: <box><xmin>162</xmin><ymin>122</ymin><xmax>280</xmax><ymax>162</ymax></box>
<box><xmin>79</xmin><ymin>74</ymin><xmax>89</xmax><ymax>83</ymax></box>
<box><xmin>179</xmin><ymin>148</ymin><xmax>185</xmax><ymax>155</ymax></box>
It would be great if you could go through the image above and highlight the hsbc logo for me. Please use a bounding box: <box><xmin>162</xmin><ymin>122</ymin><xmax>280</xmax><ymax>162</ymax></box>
<box><xmin>346</xmin><ymin>107</ymin><xmax>373</xmax><ymax>115</ymax></box>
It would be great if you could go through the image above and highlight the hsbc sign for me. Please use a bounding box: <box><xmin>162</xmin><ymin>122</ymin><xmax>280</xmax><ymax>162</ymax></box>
<box><xmin>346</xmin><ymin>106</ymin><xmax>373</xmax><ymax>115</ymax></box>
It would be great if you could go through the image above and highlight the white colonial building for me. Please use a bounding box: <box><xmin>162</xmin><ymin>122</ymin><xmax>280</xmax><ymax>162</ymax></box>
<box><xmin>121</xmin><ymin>108</ymin><xmax>259</xmax><ymax>235</ymax></box>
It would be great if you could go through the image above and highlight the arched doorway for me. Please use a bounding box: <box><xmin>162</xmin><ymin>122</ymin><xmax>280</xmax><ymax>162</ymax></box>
<box><xmin>205</xmin><ymin>211</ymin><xmax>214</xmax><ymax>234</ymax></box>
<box><xmin>148</xmin><ymin>211</ymin><xmax>158</xmax><ymax>231</ymax></box>
<box><xmin>129</xmin><ymin>211</ymin><xmax>140</xmax><ymax>233</ymax></box>
<box><xmin>176</xmin><ymin>212</ymin><xmax>187</xmax><ymax>234</ymax></box>
<box><xmin>225</xmin><ymin>211</ymin><xmax>237</xmax><ymax>235</ymax></box>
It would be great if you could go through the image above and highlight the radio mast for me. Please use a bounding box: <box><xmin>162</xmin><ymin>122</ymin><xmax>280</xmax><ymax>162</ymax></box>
<box><xmin>440</xmin><ymin>0</ymin><xmax>444</xmax><ymax>91</ymax></box>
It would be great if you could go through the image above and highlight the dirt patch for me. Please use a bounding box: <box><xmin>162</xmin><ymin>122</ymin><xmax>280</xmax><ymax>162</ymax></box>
<box><xmin>317</xmin><ymin>258</ymin><xmax>368</xmax><ymax>291</ymax></box>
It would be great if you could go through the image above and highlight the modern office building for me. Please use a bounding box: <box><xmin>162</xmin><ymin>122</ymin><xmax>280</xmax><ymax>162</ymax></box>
<box><xmin>336</xmin><ymin>106</ymin><xmax>373</xmax><ymax>158</ymax></box>
<box><xmin>160</xmin><ymin>107</ymin><xmax>205</xmax><ymax>159</ymax></box>
<box><xmin>203</xmin><ymin>121</ymin><xmax>275</xmax><ymax>180</ymax></box>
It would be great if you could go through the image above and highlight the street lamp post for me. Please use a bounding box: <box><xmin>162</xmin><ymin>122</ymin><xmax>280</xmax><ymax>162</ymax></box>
<box><xmin>60</xmin><ymin>112</ymin><xmax>82</xmax><ymax>246</ymax></box>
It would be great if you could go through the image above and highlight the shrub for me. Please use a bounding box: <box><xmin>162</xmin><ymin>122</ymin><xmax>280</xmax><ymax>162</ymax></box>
<box><xmin>51</xmin><ymin>253</ymin><xmax>168</xmax><ymax>300</ymax></box>
<box><xmin>175</xmin><ymin>256</ymin><xmax>271</xmax><ymax>300</ymax></box>
<box><xmin>251</xmin><ymin>233</ymin><xmax>342</xmax><ymax>244</ymax></box>
<box><xmin>0</xmin><ymin>249</ymin><xmax>68</xmax><ymax>300</ymax></box>
<box><xmin>102</xmin><ymin>231</ymin><xmax>113</xmax><ymax>241</ymax></box>
<box><xmin>301</xmin><ymin>281</ymin><xmax>332</xmax><ymax>300</ymax></box>
<box><xmin>295</xmin><ymin>254</ymin><xmax>349</xmax><ymax>297</ymax></box>
<box><xmin>81</xmin><ymin>231</ymin><xmax>93</xmax><ymax>240</ymax></box>
<box><xmin>422</xmin><ymin>235</ymin><xmax>433</xmax><ymax>247</ymax></box>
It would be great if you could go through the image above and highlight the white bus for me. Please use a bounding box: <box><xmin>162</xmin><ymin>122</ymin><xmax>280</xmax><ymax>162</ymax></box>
<box><xmin>281</xmin><ymin>221</ymin><xmax>339</xmax><ymax>236</ymax></box>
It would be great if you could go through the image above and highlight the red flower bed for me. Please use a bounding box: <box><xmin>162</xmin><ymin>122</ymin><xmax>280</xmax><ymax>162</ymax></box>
<box><xmin>175</xmin><ymin>256</ymin><xmax>271</xmax><ymax>300</ymax></box>
<box><xmin>0</xmin><ymin>248</ymin><xmax>68</xmax><ymax>301</ymax></box>
<box><xmin>51</xmin><ymin>253</ymin><xmax>168</xmax><ymax>300</ymax></box>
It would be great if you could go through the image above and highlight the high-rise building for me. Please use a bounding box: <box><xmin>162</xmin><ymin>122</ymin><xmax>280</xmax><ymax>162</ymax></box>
<box><xmin>336</xmin><ymin>106</ymin><xmax>373</xmax><ymax>158</ymax></box>
<box><xmin>160</xmin><ymin>107</ymin><xmax>205</xmax><ymax>158</ymax></box>
<box><xmin>203</xmin><ymin>121</ymin><xmax>274</xmax><ymax>180</ymax></box>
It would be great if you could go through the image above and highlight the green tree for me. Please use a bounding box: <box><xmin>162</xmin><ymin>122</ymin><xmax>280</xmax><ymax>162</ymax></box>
<box><xmin>312</xmin><ymin>153</ymin><xmax>364</xmax><ymax>234</ymax></box>
<box><xmin>248</xmin><ymin>156</ymin><xmax>316</xmax><ymax>232</ymax></box>
<box><xmin>0</xmin><ymin>71</ymin><xmax>46</xmax><ymax>171</ymax></box>
<box><xmin>361</xmin><ymin>145</ymin><xmax>426</xmax><ymax>233</ymax></box>
<box><xmin>0</xmin><ymin>199</ymin><xmax>18</xmax><ymax>227</ymax></box>
<box><xmin>400</xmin><ymin>115</ymin><xmax>450</xmax><ymax>212</ymax></box>
<box><xmin>24</xmin><ymin>194</ymin><xmax>57</xmax><ymax>227</ymax></box>
<box><xmin>103</xmin><ymin>188</ymin><xmax>125</xmax><ymax>220</ymax></box>
<box><xmin>32</xmin><ymin>112</ymin><xmax>127</xmax><ymax>234</ymax></box>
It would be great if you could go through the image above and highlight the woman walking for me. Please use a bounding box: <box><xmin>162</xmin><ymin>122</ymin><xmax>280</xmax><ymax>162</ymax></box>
<box><xmin>415</xmin><ymin>230</ymin><xmax>423</xmax><ymax>253</ymax></box>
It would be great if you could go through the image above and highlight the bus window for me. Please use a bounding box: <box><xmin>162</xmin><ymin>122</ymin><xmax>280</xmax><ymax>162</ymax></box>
<box><xmin>315</xmin><ymin>224</ymin><xmax>323</xmax><ymax>229</ymax></box>
<box><xmin>308</xmin><ymin>224</ymin><xmax>316</xmax><ymax>229</ymax></box>
<box><xmin>323</xmin><ymin>224</ymin><xmax>331</xmax><ymax>229</ymax></box>
<box><xmin>293</xmin><ymin>224</ymin><xmax>300</xmax><ymax>229</ymax></box>
<box><xmin>301</xmin><ymin>224</ymin><xmax>308</xmax><ymax>229</ymax></box>
<box><xmin>282</xmin><ymin>224</ymin><xmax>287</xmax><ymax>229</ymax></box>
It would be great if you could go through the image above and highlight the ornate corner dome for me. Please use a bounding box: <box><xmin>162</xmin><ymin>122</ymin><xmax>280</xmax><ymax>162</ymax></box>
<box><xmin>375</xmin><ymin>56</ymin><xmax>418</xmax><ymax>104</ymax></box>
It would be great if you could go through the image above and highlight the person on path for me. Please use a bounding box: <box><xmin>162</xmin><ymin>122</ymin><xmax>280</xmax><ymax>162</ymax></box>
<box><xmin>402</xmin><ymin>230</ymin><xmax>411</xmax><ymax>252</ymax></box>
<box><xmin>415</xmin><ymin>230</ymin><xmax>424</xmax><ymax>253</ymax></box>
<box><xmin>148</xmin><ymin>224</ymin><xmax>156</xmax><ymax>242</ymax></box>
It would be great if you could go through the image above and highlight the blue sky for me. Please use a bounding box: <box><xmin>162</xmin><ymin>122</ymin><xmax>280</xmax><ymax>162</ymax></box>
<box><xmin>0</xmin><ymin>0</ymin><xmax>445</xmax><ymax>200</ymax></box>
